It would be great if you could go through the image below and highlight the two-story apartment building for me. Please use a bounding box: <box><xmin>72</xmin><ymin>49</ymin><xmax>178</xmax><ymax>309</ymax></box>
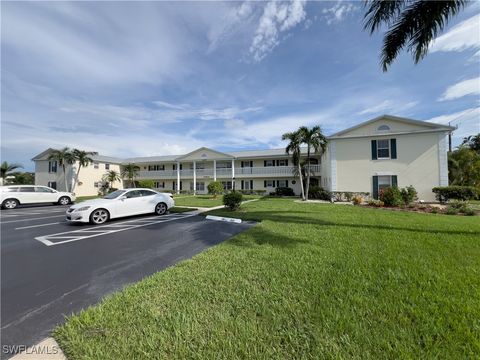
<box><xmin>32</xmin><ymin>115</ymin><xmax>454</xmax><ymax>201</ymax></box>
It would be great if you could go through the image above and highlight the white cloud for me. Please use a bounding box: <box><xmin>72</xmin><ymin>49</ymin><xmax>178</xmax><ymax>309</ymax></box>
<box><xmin>249</xmin><ymin>0</ymin><xmax>306</xmax><ymax>62</ymax></box>
<box><xmin>357</xmin><ymin>100</ymin><xmax>418</xmax><ymax>116</ymax></box>
<box><xmin>431</xmin><ymin>14</ymin><xmax>480</xmax><ymax>53</ymax></box>
<box><xmin>439</xmin><ymin>77</ymin><xmax>480</xmax><ymax>101</ymax></box>
<box><xmin>322</xmin><ymin>1</ymin><xmax>357</xmax><ymax>25</ymax></box>
<box><xmin>427</xmin><ymin>107</ymin><xmax>480</xmax><ymax>140</ymax></box>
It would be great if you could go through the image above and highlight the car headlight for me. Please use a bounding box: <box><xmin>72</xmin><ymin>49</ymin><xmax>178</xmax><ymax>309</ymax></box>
<box><xmin>75</xmin><ymin>206</ymin><xmax>91</xmax><ymax>212</ymax></box>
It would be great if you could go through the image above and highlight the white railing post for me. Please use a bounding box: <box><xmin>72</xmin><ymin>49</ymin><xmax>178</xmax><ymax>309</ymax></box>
<box><xmin>176</xmin><ymin>162</ymin><xmax>180</xmax><ymax>194</ymax></box>
<box><xmin>231</xmin><ymin>159</ymin><xmax>235</xmax><ymax>190</ymax></box>
<box><xmin>213</xmin><ymin>160</ymin><xmax>216</xmax><ymax>181</ymax></box>
<box><xmin>193</xmin><ymin>161</ymin><xmax>196</xmax><ymax>196</ymax></box>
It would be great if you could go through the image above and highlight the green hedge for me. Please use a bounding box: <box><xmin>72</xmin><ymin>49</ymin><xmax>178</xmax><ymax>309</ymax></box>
<box><xmin>432</xmin><ymin>186</ymin><xmax>478</xmax><ymax>203</ymax></box>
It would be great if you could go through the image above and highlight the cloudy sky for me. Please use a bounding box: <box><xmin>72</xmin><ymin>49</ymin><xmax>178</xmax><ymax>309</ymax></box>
<box><xmin>2</xmin><ymin>1</ymin><xmax>479</xmax><ymax>171</ymax></box>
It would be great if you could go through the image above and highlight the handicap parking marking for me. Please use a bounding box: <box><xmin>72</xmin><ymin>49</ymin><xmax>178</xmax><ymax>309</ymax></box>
<box><xmin>35</xmin><ymin>213</ymin><xmax>197</xmax><ymax>247</ymax></box>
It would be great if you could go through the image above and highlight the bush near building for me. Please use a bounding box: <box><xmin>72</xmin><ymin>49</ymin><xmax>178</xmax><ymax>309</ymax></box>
<box><xmin>207</xmin><ymin>181</ymin><xmax>224</xmax><ymax>198</ymax></box>
<box><xmin>138</xmin><ymin>179</ymin><xmax>155</xmax><ymax>189</ymax></box>
<box><xmin>432</xmin><ymin>186</ymin><xmax>478</xmax><ymax>203</ymax></box>
<box><xmin>223</xmin><ymin>192</ymin><xmax>243</xmax><ymax>210</ymax></box>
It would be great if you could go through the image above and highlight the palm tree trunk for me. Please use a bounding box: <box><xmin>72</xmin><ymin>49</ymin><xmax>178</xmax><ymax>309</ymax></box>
<box><xmin>62</xmin><ymin>164</ymin><xmax>68</xmax><ymax>192</ymax></box>
<box><xmin>298</xmin><ymin>163</ymin><xmax>305</xmax><ymax>201</ymax></box>
<box><xmin>305</xmin><ymin>147</ymin><xmax>311</xmax><ymax>200</ymax></box>
<box><xmin>71</xmin><ymin>165</ymin><xmax>81</xmax><ymax>193</ymax></box>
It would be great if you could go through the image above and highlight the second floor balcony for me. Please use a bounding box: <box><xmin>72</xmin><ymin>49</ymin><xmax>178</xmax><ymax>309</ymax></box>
<box><xmin>135</xmin><ymin>165</ymin><xmax>321</xmax><ymax>180</ymax></box>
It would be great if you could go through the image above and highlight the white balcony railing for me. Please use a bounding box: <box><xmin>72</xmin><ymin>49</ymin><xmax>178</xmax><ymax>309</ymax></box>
<box><xmin>136</xmin><ymin>165</ymin><xmax>320</xmax><ymax>179</ymax></box>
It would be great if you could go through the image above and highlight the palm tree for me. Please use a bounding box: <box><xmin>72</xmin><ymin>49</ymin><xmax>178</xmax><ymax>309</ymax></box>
<box><xmin>121</xmin><ymin>163</ymin><xmax>140</xmax><ymax>188</ymax></box>
<box><xmin>71</xmin><ymin>149</ymin><xmax>98</xmax><ymax>192</ymax></box>
<box><xmin>282</xmin><ymin>130</ymin><xmax>306</xmax><ymax>201</ymax></box>
<box><xmin>1</xmin><ymin>161</ymin><xmax>23</xmax><ymax>182</ymax></box>
<box><xmin>298</xmin><ymin>126</ymin><xmax>327</xmax><ymax>200</ymax></box>
<box><xmin>364</xmin><ymin>0</ymin><xmax>468</xmax><ymax>71</ymax></box>
<box><xmin>48</xmin><ymin>147</ymin><xmax>75</xmax><ymax>191</ymax></box>
<box><xmin>103</xmin><ymin>170</ymin><xmax>121</xmax><ymax>190</ymax></box>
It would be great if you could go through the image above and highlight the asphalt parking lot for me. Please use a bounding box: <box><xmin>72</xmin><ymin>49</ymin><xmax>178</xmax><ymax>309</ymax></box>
<box><xmin>1</xmin><ymin>204</ymin><xmax>254</xmax><ymax>357</ymax></box>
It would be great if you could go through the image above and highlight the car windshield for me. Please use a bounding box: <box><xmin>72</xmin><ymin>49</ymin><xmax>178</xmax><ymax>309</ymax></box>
<box><xmin>103</xmin><ymin>190</ymin><xmax>127</xmax><ymax>199</ymax></box>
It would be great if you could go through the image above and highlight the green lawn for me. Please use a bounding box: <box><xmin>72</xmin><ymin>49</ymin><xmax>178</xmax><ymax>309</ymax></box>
<box><xmin>54</xmin><ymin>198</ymin><xmax>480</xmax><ymax>359</ymax></box>
<box><xmin>173</xmin><ymin>194</ymin><xmax>263</xmax><ymax>207</ymax></box>
<box><xmin>74</xmin><ymin>195</ymin><xmax>100</xmax><ymax>203</ymax></box>
<box><xmin>169</xmin><ymin>206</ymin><xmax>197</xmax><ymax>213</ymax></box>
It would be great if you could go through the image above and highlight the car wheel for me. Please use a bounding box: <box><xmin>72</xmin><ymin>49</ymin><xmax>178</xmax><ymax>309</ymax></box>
<box><xmin>2</xmin><ymin>199</ymin><xmax>19</xmax><ymax>209</ymax></box>
<box><xmin>155</xmin><ymin>202</ymin><xmax>168</xmax><ymax>215</ymax></box>
<box><xmin>89</xmin><ymin>208</ymin><xmax>110</xmax><ymax>225</ymax></box>
<box><xmin>58</xmin><ymin>196</ymin><xmax>71</xmax><ymax>205</ymax></box>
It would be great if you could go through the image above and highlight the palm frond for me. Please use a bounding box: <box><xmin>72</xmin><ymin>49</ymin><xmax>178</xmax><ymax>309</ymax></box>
<box><xmin>363</xmin><ymin>0</ymin><xmax>407</xmax><ymax>34</ymax></box>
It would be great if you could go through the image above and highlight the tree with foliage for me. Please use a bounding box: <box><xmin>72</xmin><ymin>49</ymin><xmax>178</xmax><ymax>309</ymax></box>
<box><xmin>207</xmin><ymin>181</ymin><xmax>224</xmax><ymax>198</ymax></box>
<box><xmin>298</xmin><ymin>126</ymin><xmax>328</xmax><ymax>200</ymax></box>
<box><xmin>448</xmin><ymin>145</ymin><xmax>480</xmax><ymax>188</ymax></box>
<box><xmin>1</xmin><ymin>161</ymin><xmax>23</xmax><ymax>184</ymax></box>
<box><xmin>9</xmin><ymin>172</ymin><xmax>35</xmax><ymax>185</ymax></box>
<box><xmin>72</xmin><ymin>149</ymin><xmax>98</xmax><ymax>193</ymax></box>
<box><xmin>283</xmin><ymin>130</ymin><xmax>306</xmax><ymax>201</ymax></box>
<box><xmin>138</xmin><ymin>179</ymin><xmax>155</xmax><ymax>189</ymax></box>
<box><xmin>364</xmin><ymin>0</ymin><xmax>469</xmax><ymax>71</ymax></box>
<box><xmin>102</xmin><ymin>170</ymin><xmax>121</xmax><ymax>190</ymax></box>
<box><xmin>462</xmin><ymin>134</ymin><xmax>480</xmax><ymax>154</ymax></box>
<box><xmin>121</xmin><ymin>163</ymin><xmax>140</xmax><ymax>188</ymax></box>
<box><xmin>48</xmin><ymin>147</ymin><xmax>76</xmax><ymax>191</ymax></box>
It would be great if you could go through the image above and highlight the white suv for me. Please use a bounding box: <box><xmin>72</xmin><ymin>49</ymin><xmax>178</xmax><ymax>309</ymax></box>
<box><xmin>0</xmin><ymin>186</ymin><xmax>76</xmax><ymax>209</ymax></box>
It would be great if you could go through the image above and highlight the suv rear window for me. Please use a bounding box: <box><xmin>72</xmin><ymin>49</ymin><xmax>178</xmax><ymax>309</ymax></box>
<box><xmin>4</xmin><ymin>187</ymin><xmax>19</xmax><ymax>192</ymax></box>
<box><xmin>18</xmin><ymin>187</ymin><xmax>35</xmax><ymax>192</ymax></box>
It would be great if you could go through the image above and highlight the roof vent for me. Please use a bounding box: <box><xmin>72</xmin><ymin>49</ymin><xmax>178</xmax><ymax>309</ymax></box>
<box><xmin>377</xmin><ymin>124</ymin><xmax>390</xmax><ymax>131</ymax></box>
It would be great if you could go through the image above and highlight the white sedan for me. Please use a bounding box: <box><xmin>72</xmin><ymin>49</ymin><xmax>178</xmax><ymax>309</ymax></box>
<box><xmin>1</xmin><ymin>185</ymin><xmax>76</xmax><ymax>209</ymax></box>
<box><xmin>66</xmin><ymin>188</ymin><xmax>175</xmax><ymax>225</ymax></box>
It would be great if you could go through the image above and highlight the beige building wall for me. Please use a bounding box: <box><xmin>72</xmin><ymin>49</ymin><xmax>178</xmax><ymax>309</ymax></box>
<box><xmin>334</xmin><ymin>132</ymin><xmax>444</xmax><ymax>201</ymax></box>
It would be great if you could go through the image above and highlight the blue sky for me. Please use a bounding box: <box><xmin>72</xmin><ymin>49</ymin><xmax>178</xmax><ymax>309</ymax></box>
<box><xmin>1</xmin><ymin>1</ymin><xmax>479</xmax><ymax>171</ymax></box>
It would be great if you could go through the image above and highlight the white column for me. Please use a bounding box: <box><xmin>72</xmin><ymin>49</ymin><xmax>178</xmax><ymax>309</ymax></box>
<box><xmin>193</xmin><ymin>161</ymin><xmax>196</xmax><ymax>196</ymax></box>
<box><xmin>176</xmin><ymin>162</ymin><xmax>180</xmax><ymax>194</ymax></box>
<box><xmin>231</xmin><ymin>159</ymin><xmax>235</xmax><ymax>190</ymax></box>
<box><xmin>213</xmin><ymin>160</ymin><xmax>217</xmax><ymax>181</ymax></box>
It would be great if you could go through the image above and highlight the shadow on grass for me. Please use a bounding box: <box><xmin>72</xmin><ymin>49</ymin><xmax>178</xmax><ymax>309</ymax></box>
<box><xmin>210</xmin><ymin>210</ymin><xmax>480</xmax><ymax>237</ymax></box>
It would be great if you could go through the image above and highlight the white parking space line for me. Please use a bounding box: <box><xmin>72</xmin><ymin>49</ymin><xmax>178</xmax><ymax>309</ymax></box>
<box><xmin>15</xmin><ymin>222</ymin><xmax>61</xmax><ymax>230</ymax></box>
<box><xmin>35</xmin><ymin>213</ymin><xmax>197</xmax><ymax>247</ymax></box>
<box><xmin>2</xmin><ymin>215</ymin><xmax>66</xmax><ymax>224</ymax></box>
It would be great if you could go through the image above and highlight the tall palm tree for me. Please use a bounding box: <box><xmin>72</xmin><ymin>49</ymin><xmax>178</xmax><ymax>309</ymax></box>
<box><xmin>298</xmin><ymin>126</ymin><xmax>328</xmax><ymax>200</ymax></box>
<box><xmin>121</xmin><ymin>163</ymin><xmax>140</xmax><ymax>188</ymax></box>
<box><xmin>102</xmin><ymin>169</ymin><xmax>121</xmax><ymax>190</ymax></box>
<box><xmin>71</xmin><ymin>149</ymin><xmax>98</xmax><ymax>192</ymax></box>
<box><xmin>1</xmin><ymin>161</ymin><xmax>23</xmax><ymax>182</ymax></box>
<box><xmin>48</xmin><ymin>147</ymin><xmax>75</xmax><ymax>191</ymax></box>
<box><xmin>364</xmin><ymin>0</ymin><xmax>468</xmax><ymax>71</ymax></box>
<box><xmin>282</xmin><ymin>130</ymin><xmax>306</xmax><ymax>201</ymax></box>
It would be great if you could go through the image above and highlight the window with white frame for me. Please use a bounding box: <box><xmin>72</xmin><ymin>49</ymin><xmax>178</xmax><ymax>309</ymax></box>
<box><xmin>105</xmin><ymin>163</ymin><xmax>110</xmax><ymax>170</ymax></box>
<box><xmin>48</xmin><ymin>181</ymin><xmax>57</xmax><ymax>190</ymax></box>
<box><xmin>277</xmin><ymin>159</ymin><xmax>288</xmax><ymax>166</ymax></box>
<box><xmin>264</xmin><ymin>160</ymin><xmax>275</xmax><ymax>167</ymax></box>
<box><xmin>277</xmin><ymin>180</ymin><xmax>288</xmax><ymax>188</ymax></box>
<box><xmin>378</xmin><ymin>176</ymin><xmax>392</xmax><ymax>193</ymax></box>
<box><xmin>148</xmin><ymin>164</ymin><xmax>165</xmax><ymax>171</ymax></box>
<box><xmin>377</xmin><ymin>124</ymin><xmax>390</xmax><ymax>131</ymax></box>
<box><xmin>94</xmin><ymin>181</ymin><xmax>100</xmax><ymax>188</ymax></box>
<box><xmin>216</xmin><ymin>161</ymin><xmax>231</xmax><ymax>169</ymax></box>
<box><xmin>48</xmin><ymin>161</ymin><xmax>57</xmax><ymax>173</ymax></box>
<box><xmin>242</xmin><ymin>180</ymin><xmax>253</xmax><ymax>190</ymax></box>
<box><xmin>221</xmin><ymin>181</ymin><xmax>232</xmax><ymax>190</ymax></box>
<box><xmin>265</xmin><ymin>180</ymin><xmax>275</xmax><ymax>187</ymax></box>
<box><xmin>154</xmin><ymin>181</ymin><xmax>165</xmax><ymax>188</ymax></box>
<box><xmin>377</xmin><ymin>139</ymin><xmax>390</xmax><ymax>159</ymax></box>
<box><xmin>190</xmin><ymin>182</ymin><xmax>205</xmax><ymax>191</ymax></box>
<box><xmin>94</xmin><ymin>162</ymin><xmax>99</xmax><ymax>169</ymax></box>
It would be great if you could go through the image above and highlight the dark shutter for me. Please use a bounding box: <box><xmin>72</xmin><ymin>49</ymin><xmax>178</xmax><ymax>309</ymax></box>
<box><xmin>373</xmin><ymin>176</ymin><xmax>379</xmax><ymax>199</ymax></box>
<box><xmin>264</xmin><ymin>180</ymin><xmax>267</xmax><ymax>187</ymax></box>
<box><xmin>276</xmin><ymin>180</ymin><xmax>280</xmax><ymax>187</ymax></box>
<box><xmin>392</xmin><ymin>175</ymin><xmax>398</xmax><ymax>188</ymax></box>
<box><xmin>371</xmin><ymin>140</ymin><xmax>377</xmax><ymax>160</ymax></box>
<box><xmin>180</xmin><ymin>181</ymin><xmax>182</xmax><ymax>190</ymax></box>
<box><xmin>241</xmin><ymin>180</ymin><xmax>244</xmax><ymax>190</ymax></box>
<box><xmin>250</xmin><ymin>180</ymin><xmax>253</xmax><ymax>190</ymax></box>
<box><xmin>241</xmin><ymin>161</ymin><xmax>244</xmax><ymax>168</ymax></box>
<box><xmin>390</xmin><ymin>139</ymin><xmax>397</xmax><ymax>159</ymax></box>
<box><xmin>264</xmin><ymin>160</ymin><xmax>267</xmax><ymax>167</ymax></box>
<box><xmin>285</xmin><ymin>159</ymin><xmax>288</xmax><ymax>166</ymax></box>
<box><xmin>162</xmin><ymin>182</ymin><xmax>165</xmax><ymax>188</ymax></box>
<box><xmin>286</xmin><ymin>180</ymin><xmax>289</xmax><ymax>187</ymax></box>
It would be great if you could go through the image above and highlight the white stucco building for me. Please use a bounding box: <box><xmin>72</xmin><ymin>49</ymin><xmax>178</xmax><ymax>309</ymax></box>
<box><xmin>32</xmin><ymin>115</ymin><xmax>454</xmax><ymax>201</ymax></box>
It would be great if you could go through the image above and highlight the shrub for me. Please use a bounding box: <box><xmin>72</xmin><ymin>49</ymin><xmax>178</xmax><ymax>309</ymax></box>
<box><xmin>223</xmin><ymin>192</ymin><xmax>243</xmax><ymax>210</ymax></box>
<box><xmin>275</xmin><ymin>187</ymin><xmax>295</xmax><ymax>196</ymax></box>
<box><xmin>368</xmin><ymin>199</ymin><xmax>384</xmax><ymax>207</ymax></box>
<box><xmin>448</xmin><ymin>200</ymin><xmax>468</xmax><ymax>213</ymax></box>
<box><xmin>352</xmin><ymin>195</ymin><xmax>363</xmax><ymax>205</ymax></box>
<box><xmin>207</xmin><ymin>181</ymin><xmax>224</xmax><ymax>198</ymax></box>
<box><xmin>430</xmin><ymin>207</ymin><xmax>438</xmax><ymax>214</ymax></box>
<box><xmin>432</xmin><ymin>186</ymin><xmax>478</xmax><ymax>203</ymax></box>
<box><xmin>400</xmin><ymin>185</ymin><xmax>418</xmax><ymax>206</ymax></box>
<box><xmin>464</xmin><ymin>208</ymin><xmax>476</xmax><ymax>216</ymax></box>
<box><xmin>379</xmin><ymin>187</ymin><xmax>402</xmax><ymax>207</ymax></box>
<box><xmin>309</xmin><ymin>186</ymin><xmax>331</xmax><ymax>201</ymax></box>
<box><xmin>445</xmin><ymin>206</ymin><xmax>459</xmax><ymax>215</ymax></box>
<box><xmin>138</xmin><ymin>179</ymin><xmax>155</xmax><ymax>189</ymax></box>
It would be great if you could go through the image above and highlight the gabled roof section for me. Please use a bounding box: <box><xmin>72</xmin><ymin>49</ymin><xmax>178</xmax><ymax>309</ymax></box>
<box><xmin>175</xmin><ymin>147</ymin><xmax>234</xmax><ymax>161</ymax></box>
<box><xmin>31</xmin><ymin>148</ymin><xmax>123</xmax><ymax>163</ymax></box>
<box><xmin>328</xmin><ymin>114</ymin><xmax>455</xmax><ymax>139</ymax></box>
<box><xmin>31</xmin><ymin>148</ymin><xmax>56</xmax><ymax>161</ymax></box>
